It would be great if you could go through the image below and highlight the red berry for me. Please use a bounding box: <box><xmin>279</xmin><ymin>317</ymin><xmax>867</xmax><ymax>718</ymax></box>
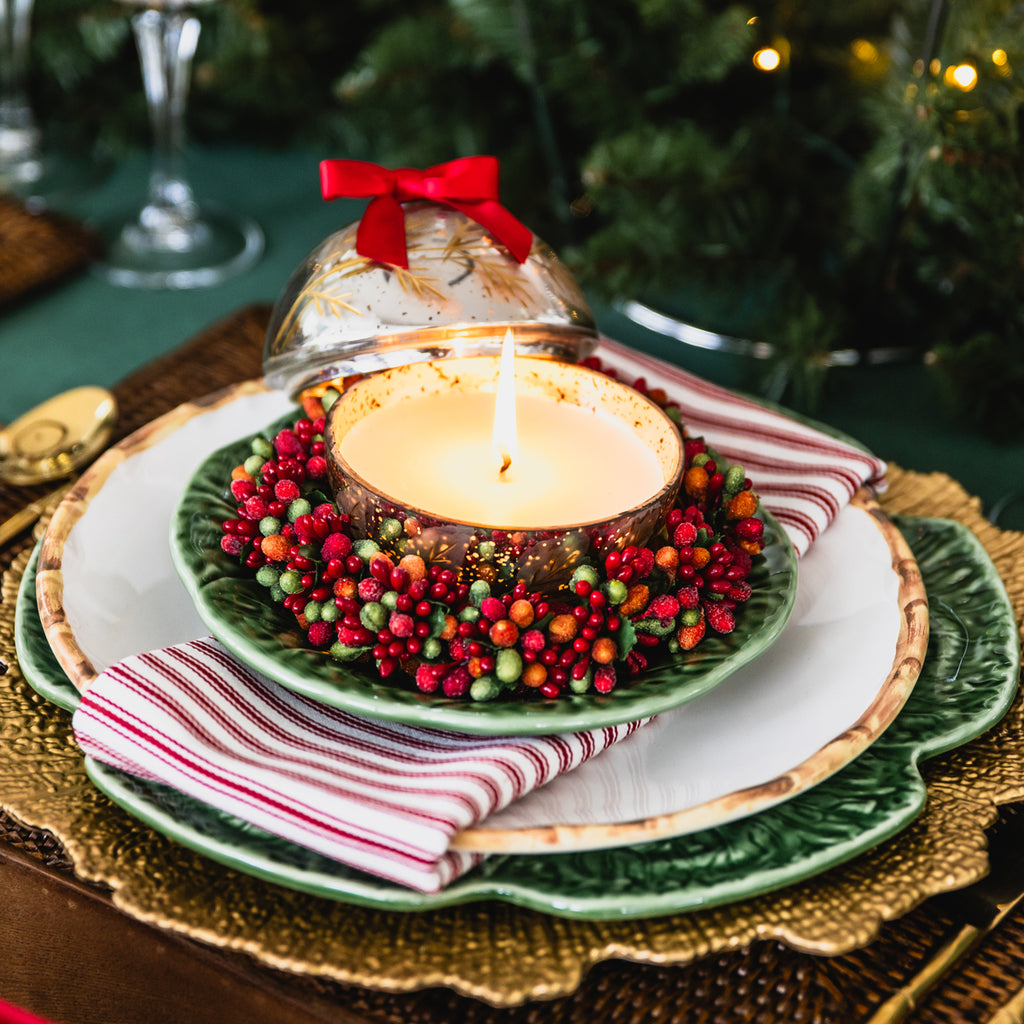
<box><xmin>220</xmin><ymin>535</ymin><xmax>245</xmax><ymax>557</ymax></box>
<box><xmin>594</xmin><ymin>665</ymin><xmax>617</xmax><ymax>693</ymax></box>
<box><xmin>274</xmin><ymin>479</ymin><xmax>300</xmax><ymax>502</ymax></box>
<box><xmin>480</xmin><ymin>596</ymin><xmax>506</xmax><ymax>622</ymax></box>
<box><xmin>231</xmin><ymin>479</ymin><xmax>256</xmax><ymax>501</ymax></box>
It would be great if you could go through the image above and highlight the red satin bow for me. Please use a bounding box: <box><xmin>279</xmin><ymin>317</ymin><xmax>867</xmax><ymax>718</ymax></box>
<box><xmin>319</xmin><ymin>156</ymin><xmax>533</xmax><ymax>269</ymax></box>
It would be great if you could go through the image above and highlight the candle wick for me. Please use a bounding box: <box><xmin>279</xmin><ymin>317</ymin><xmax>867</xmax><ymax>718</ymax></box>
<box><xmin>499</xmin><ymin>449</ymin><xmax>512</xmax><ymax>475</ymax></box>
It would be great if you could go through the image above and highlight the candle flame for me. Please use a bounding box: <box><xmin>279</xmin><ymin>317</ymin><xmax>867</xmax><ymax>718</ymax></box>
<box><xmin>493</xmin><ymin>329</ymin><xmax>518</xmax><ymax>476</ymax></box>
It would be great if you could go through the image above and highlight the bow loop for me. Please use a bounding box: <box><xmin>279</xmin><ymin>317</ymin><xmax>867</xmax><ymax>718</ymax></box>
<box><xmin>320</xmin><ymin>156</ymin><xmax>531</xmax><ymax>269</ymax></box>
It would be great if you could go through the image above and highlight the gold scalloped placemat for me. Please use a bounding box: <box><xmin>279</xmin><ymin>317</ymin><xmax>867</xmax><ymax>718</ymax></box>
<box><xmin>1</xmin><ymin>470</ymin><xmax>1022</xmax><ymax>1012</ymax></box>
<box><xmin>0</xmin><ymin>197</ymin><xmax>99</xmax><ymax>308</ymax></box>
<box><xmin>0</xmin><ymin>307</ymin><xmax>1023</xmax><ymax>1022</ymax></box>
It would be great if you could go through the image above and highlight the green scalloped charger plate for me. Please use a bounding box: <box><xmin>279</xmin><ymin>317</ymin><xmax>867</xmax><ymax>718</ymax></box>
<box><xmin>167</xmin><ymin>414</ymin><xmax>798</xmax><ymax>735</ymax></box>
<box><xmin>18</xmin><ymin>517</ymin><xmax>1020</xmax><ymax>918</ymax></box>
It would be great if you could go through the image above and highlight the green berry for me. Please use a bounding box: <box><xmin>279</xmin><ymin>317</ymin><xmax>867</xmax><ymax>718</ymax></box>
<box><xmin>569</xmin><ymin>671</ymin><xmax>592</xmax><ymax>694</ymax></box>
<box><xmin>255</xmin><ymin>565</ymin><xmax>280</xmax><ymax>588</ymax></box>
<box><xmin>330</xmin><ymin>641</ymin><xmax>368</xmax><ymax>662</ymax></box>
<box><xmin>604</xmin><ymin>578</ymin><xmax>628</xmax><ymax>605</ymax></box>
<box><xmin>360</xmin><ymin>602</ymin><xmax>387</xmax><ymax>631</ymax></box>
<box><xmin>459</xmin><ymin>605</ymin><xmax>481</xmax><ymax>623</ymax></box>
<box><xmin>353</xmin><ymin>538</ymin><xmax>381</xmax><ymax>560</ymax></box>
<box><xmin>320</xmin><ymin>603</ymin><xmax>339</xmax><ymax>622</ymax></box>
<box><xmin>478</xmin><ymin>540</ymin><xmax>496</xmax><ymax>560</ymax></box>
<box><xmin>681</xmin><ymin>608</ymin><xmax>702</xmax><ymax>626</ymax></box>
<box><xmin>469</xmin><ymin>579</ymin><xmax>491</xmax><ymax>607</ymax></box>
<box><xmin>381</xmin><ymin>590</ymin><xmax>399</xmax><ymax>611</ymax></box>
<box><xmin>571</xmin><ymin>564</ymin><xmax>600</xmax><ymax>589</ymax></box>
<box><xmin>279</xmin><ymin>570</ymin><xmax>304</xmax><ymax>594</ymax></box>
<box><xmin>422</xmin><ymin>638</ymin><xmax>442</xmax><ymax>659</ymax></box>
<box><xmin>259</xmin><ymin>515</ymin><xmax>281</xmax><ymax>536</ymax></box>
<box><xmin>470</xmin><ymin>676</ymin><xmax>501</xmax><ymax>702</ymax></box>
<box><xmin>287</xmin><ymin>498</ymin><xmax>312</xmax><ymax>522</ymax></box>
<box><xmin>243</xmin><ymin>454</ymin><xmax>265</xmax><ymax>476</ymax></box>
<box><xmin>692</xmin><ymin>452</ymin><xmax>711</xmax><ymax>467</ymax></box>
<box><xmin>251</xmin><ymin>436</ymin><xmax>274</xmax><ymax>459</ymax></box>
<box><xmin>304</xmin><ymin>601</ymin><xmax>322</xmax><ymax>623</ymax></box>
<box><xmin>724</xmin><ymin>464</ymin><xmax>746</xmax><ymax>495</ymax></box>
<box><xmin>269</xmin><ymin>584</ymin><xmax>285</xmax><ymax>603</ymax></box>
<box><xmin>379</xmin><ymin>518</ymin><xmax>403</xmax><ymax>541</ymax></box>
<box><xmin>495</xmin><ymin>648</ymin><xmax>522</xmax><ymax>684</ymax></box>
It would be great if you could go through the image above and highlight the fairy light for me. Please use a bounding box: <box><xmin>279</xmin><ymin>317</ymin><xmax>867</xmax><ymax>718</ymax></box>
<box><xmin>993</xmin><ymin>48</ymin><xmax>1008</xmax><ymax>66</ymax></box>
<box><xmin>944</xmin><ymin>62</ymin><xmax>978</xmax><ymax>90</ymax></box>
<box><xmin>753</xmin><ymin>47</ymin><xmax>781</xmax><ymax>72</ymax></box>
<box><xmin>851</xmin><ymin>39</ymin><xmax>879</xmax><ymax>64</ymax></box>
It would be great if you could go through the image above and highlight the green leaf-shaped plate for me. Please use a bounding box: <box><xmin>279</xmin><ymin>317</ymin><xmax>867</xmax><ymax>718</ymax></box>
<box><xmin>32</xmin><ymin>514</ymin><xmax>1014</xmax><ymax>919</ymax></box>
<box><xmin>168</xmin><ymin>415</ymin><xmax>798</xmax><ymax>735</ymax></box>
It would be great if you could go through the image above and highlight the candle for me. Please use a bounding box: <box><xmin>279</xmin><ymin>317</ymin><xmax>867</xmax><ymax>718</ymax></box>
<box><xmin>324</xmin><ymin>347</ymin><xmax>683</xmax><ymax>589</ymax></box>
<box><xmin>334</xmin><ymin>348</ymin><xmax>674</xmax><ymax>529</ymax></box>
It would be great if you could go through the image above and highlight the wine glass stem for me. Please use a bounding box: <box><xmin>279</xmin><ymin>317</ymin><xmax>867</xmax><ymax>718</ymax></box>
<box><xmin>0</xmin><ymin>0</ymin><xmax>40</xmax><ymax>163</ymax></box>
<box><xmin>132</xmin><ymin>7</ymin><xmax>200</xmax><ymax>214</ymax></box>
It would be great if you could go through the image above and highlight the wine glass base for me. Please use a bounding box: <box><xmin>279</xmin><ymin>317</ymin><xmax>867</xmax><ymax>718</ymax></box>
<box><xmin>94</xmin><ymin>202</ymin><xmax>264</xmax><ymax>289</ymax></box>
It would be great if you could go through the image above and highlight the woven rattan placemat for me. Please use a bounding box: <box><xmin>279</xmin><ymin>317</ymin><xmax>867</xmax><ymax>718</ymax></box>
<box><xmin>0</xmin><ymin>196</ymin><xmax>99</xmax><ymax>309</ymax></box>
<box><xmin>1</xmin><ymin>304</ymin><xmax>1023</xmax><ymax>1024</ymax></box>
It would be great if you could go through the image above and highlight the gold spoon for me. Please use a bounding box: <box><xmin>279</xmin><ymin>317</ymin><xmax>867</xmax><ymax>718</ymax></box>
<box><xmin>0</xmin><ymin>386</ymin><xmax>117</xmax><ymax>486</ymax></box>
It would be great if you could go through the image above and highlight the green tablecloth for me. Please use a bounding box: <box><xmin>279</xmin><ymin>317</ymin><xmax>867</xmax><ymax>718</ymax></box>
<box><xmin>3</xmin><ymin>144</ymin><xmax>1022</xmax><ymax>526</ymax></box>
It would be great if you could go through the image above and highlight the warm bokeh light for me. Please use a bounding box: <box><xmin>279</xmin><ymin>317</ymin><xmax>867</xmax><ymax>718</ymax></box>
<box><xmin>992</xmin><ymin>48</ymin><xmax>1009</xmax><ymax>66</ymax></box>
<box><xmin>851</xmin><ymin>39</ymin><xmax>879</xmax><ymax>64</ymax></box>
<box><xmin>945</xmin><ymin>62</ymin><xmax>979</xmax><ymax>90</ymax></box>
<box><xmin>753</xmin><ymin>47</ymin><xmax>781</xmax><ymax>72</ymax></box>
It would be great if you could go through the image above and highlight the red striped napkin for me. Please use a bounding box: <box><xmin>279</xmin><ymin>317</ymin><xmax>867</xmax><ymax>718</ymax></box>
<box><xmin>595</xmin><ymin>337</ymin><xmax>887</xmax><ymax>555</ymax></box>
<box><xmin>71</xmin><ymin>339</ymin><xmax>886</xmax><ymax>893</ymax></box>
<box><xmin>73</xmin><ymin>636</ymin><xmax>647</xmax><ymax>893</ymax></box>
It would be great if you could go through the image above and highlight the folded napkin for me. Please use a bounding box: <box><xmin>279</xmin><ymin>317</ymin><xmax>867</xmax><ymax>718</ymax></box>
<box><xmin>595</xmin><ymin>337</ymin><xmax>887</xmax><ymax>556</ymax></box>
<box><xmin>73</xmin><ymin>637</ymin><xmax>647</xmax><ymax>892</ymax></box>
<box><xmin>72</xmin><ymin>339</ymin><xmax>887</xmax><ymax>892</ymax></box>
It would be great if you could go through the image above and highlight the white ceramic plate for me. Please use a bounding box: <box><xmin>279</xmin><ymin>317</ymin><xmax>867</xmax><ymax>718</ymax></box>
<box><xmin>36</xmin><ymin>382</ymin><xmax>924</xmax><ymax>853</ymax></box>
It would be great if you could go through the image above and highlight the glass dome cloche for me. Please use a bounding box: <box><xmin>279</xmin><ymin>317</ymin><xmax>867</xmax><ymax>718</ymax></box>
<box><xmin>263</xmin><ymin>200</ymin><xmax>599</xmax><ymax>400</ymax></box>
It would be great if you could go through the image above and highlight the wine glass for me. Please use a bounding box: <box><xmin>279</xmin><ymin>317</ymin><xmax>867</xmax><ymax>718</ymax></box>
<box><xmin>95</xmin><ymin>0</ymin><xmax>263</xmax><ymax>289</ymax></box>
<box><xmin>0</xmin><ymin>0</ymin><xmax>48</xmax><ymax>196</ymax></box>
<box><xmin>1</xmin><ymin>0</ymin><xmax>110</xmax><ymax>205</ymax></box>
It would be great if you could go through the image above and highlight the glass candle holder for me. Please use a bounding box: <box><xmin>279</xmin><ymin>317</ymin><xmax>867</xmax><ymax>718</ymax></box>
<box><xmin>263</xmin><ymin>202</ymin><xmax>598</xmax><ymax>400</ymax></box>
<box><xmin>324</xmin><ymin>356</ymin><xmax>684</xmax><ymax>594</ymax></box>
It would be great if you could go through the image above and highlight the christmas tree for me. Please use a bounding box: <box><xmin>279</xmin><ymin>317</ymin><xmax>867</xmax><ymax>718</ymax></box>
<box><xmin>26</xmin><ymin>0</ymin><xmax>1024</xmax><ymax>435</ymax></box>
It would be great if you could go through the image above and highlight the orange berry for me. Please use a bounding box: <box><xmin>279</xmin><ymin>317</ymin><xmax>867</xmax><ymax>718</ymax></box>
<box><xmin>655</xmin><ymin>546</ymin><xmax>679</xmax><ymax>575</ymax></box>
<box><xmin>260</xmin><ymin>534</ymin><xmax>290</xmax><ymax>562</ymax></box>
<box><xmin>489</xmin><ymin>619</ymin><xmax>520</xmax><ymax>648</ymax></box>
<box><xmin>333</xmin><ymin>577</ymin><xmax>357</xmax><ymax>599</ymax></box>
<box><xmin>547</xmin><ymin>613</ymin><xmax>579</xmax><ymax>644</ymax></box>
<box><xmin>591</xmin><ymin>637</ymin><xmax>618</xmax><ymax>664</ymax></box>
<box><xmin>684</xmin><ymin>465</ymin><xmax>709</xmax><ymax>500</ymax></box>
<box><xmin>440</xmin><ymin>614</ymin><xmax>459</xmax><ymax>641</ymax></box>
<box><xmin>522</xmin><ymin>663</ymin><xmax>547</xmax><ymax>688</ymax></box>
<box><xmin>468</xmin><ymin>657</ymin><xmax>486</xmax><ymax>678</ymax></box>
<box><xmin>231</xmin><ymin>465</ymin><xmax>254</xmax><ymax>482</ymax></box>
<box><xmin>508</xmin><ymin>598</ymin><xmax>535</xmax><ymax>628</ymax></box>
<box><xmin>677</xmin><ymin>611</ymin><xmax>706</xmax><ymax>650</ymax></box>
<box><xmin>691</xmin><ymin>547</ymin><xmax>711</xmax><ymax>569</ymax></box>
<box><xmin>398</xmin><ymin>554</ymin><xmax>427</xmax><ymax>582</ymax></box>
<box><xmin>727</xmin><ymin>491</ymin><xmax>759</xmax><ymax>520</ymax></box>
<box><xmin>619</xmin><ymin>583</ymin><xmax>650</xmax><ymax>617</ymax></box>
